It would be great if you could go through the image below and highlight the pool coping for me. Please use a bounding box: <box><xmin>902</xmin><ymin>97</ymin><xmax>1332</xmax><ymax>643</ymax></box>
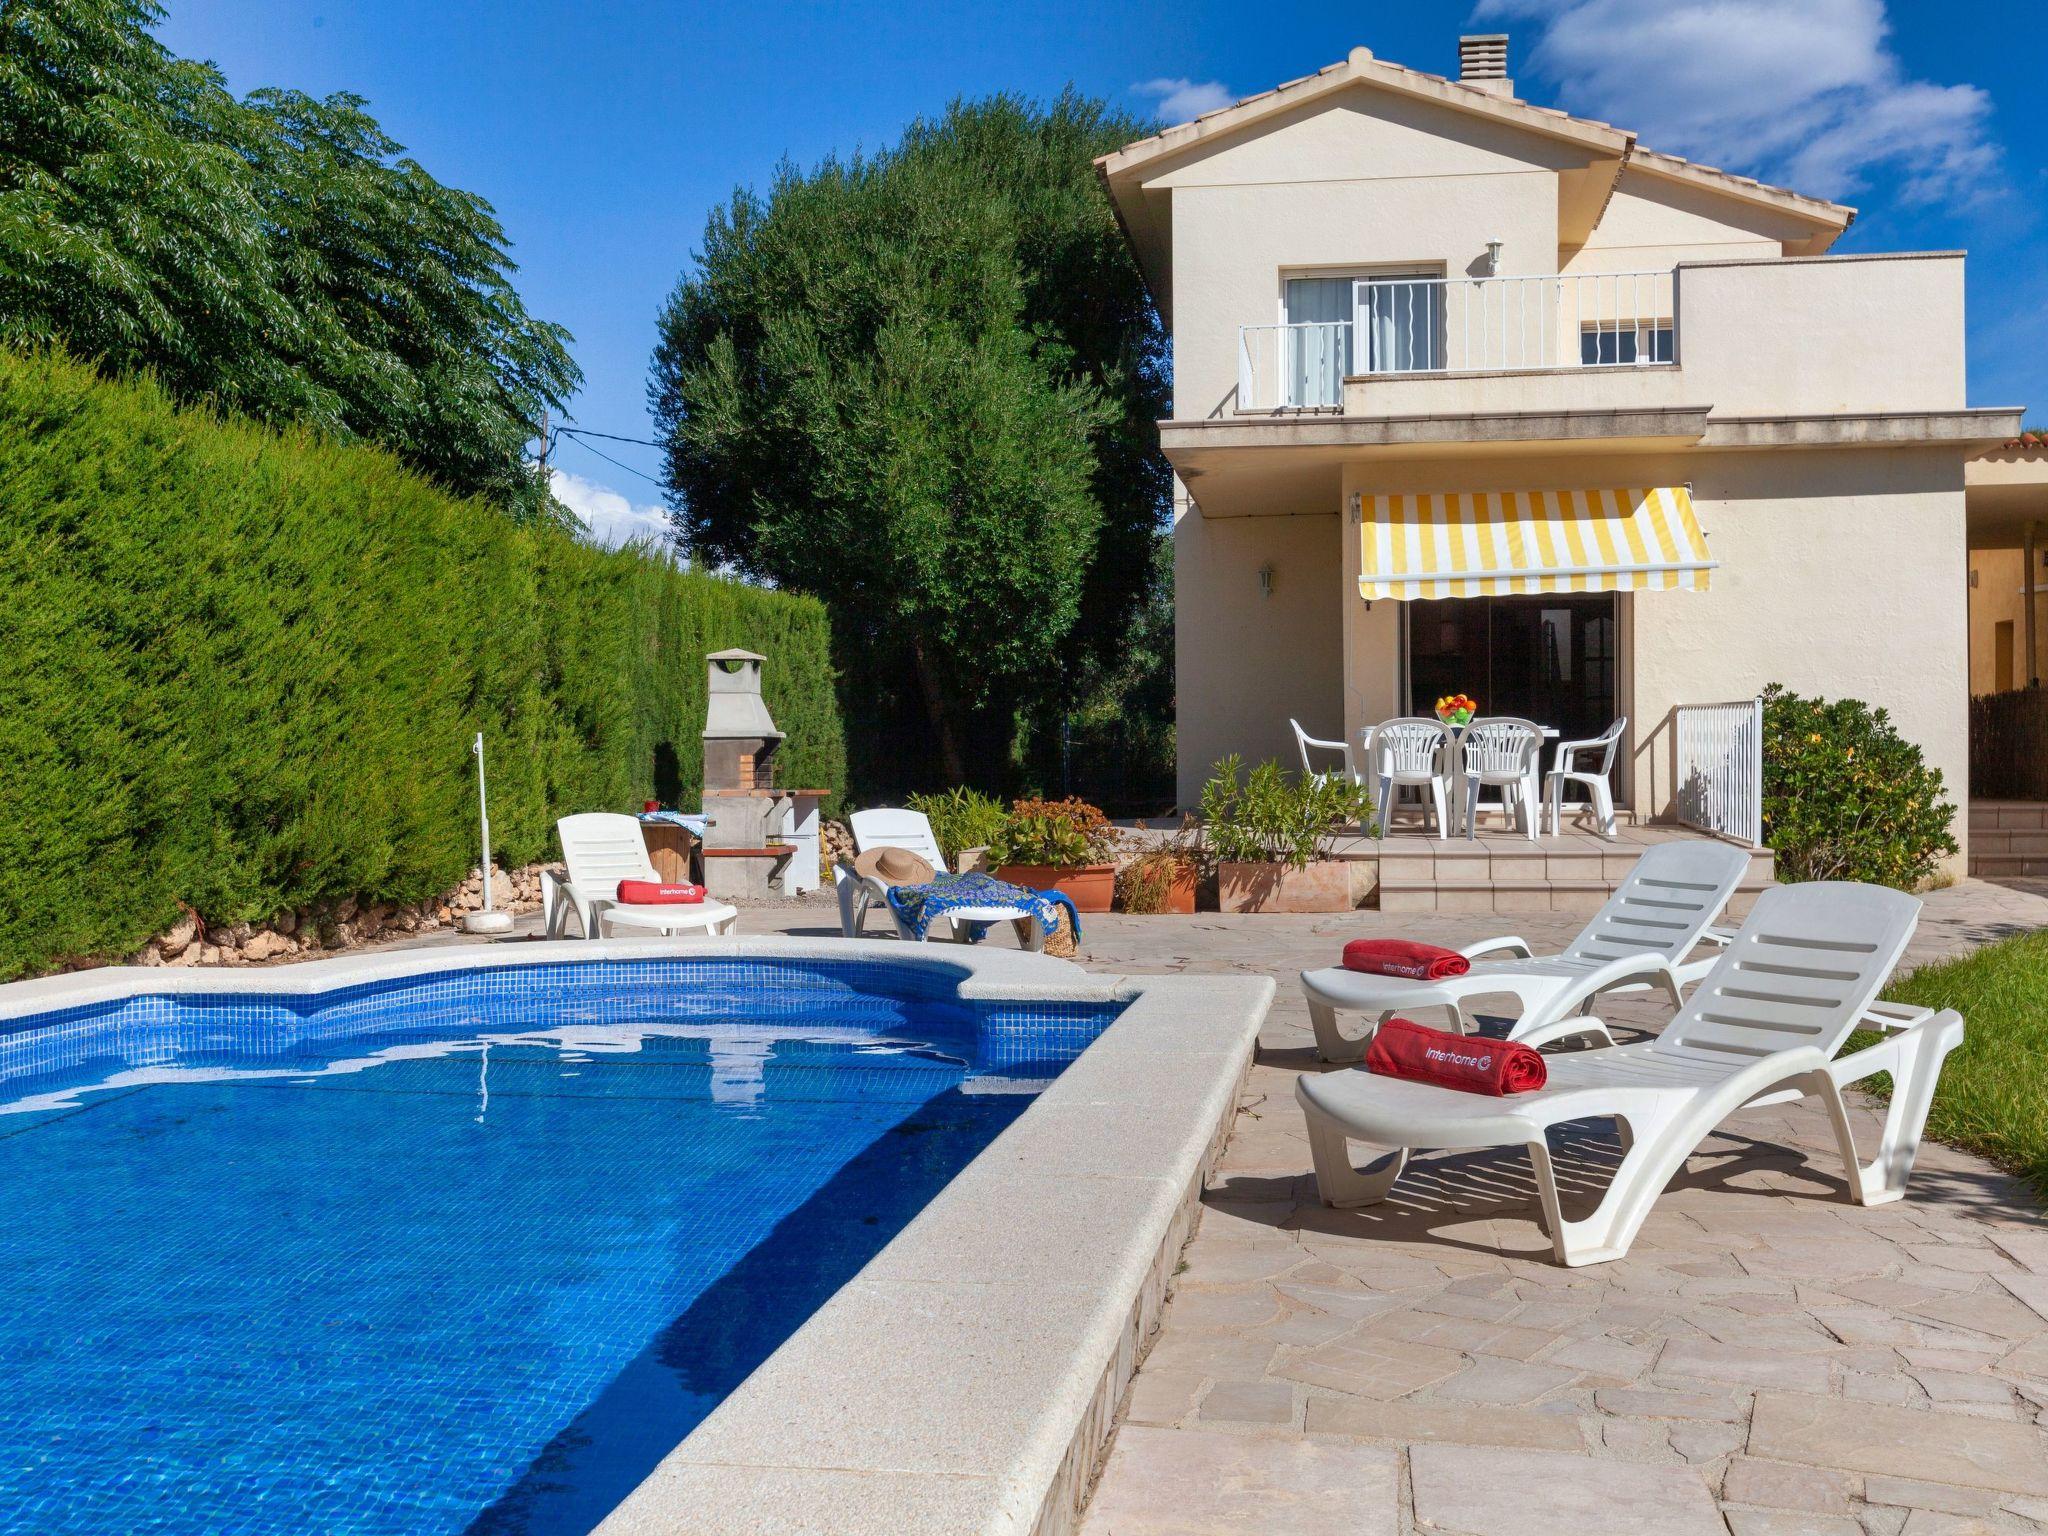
<box><xmin>0</xmin><ymin>934</ymin><xmax>1120</xmax><ymax>1022</ymax></box>
<box><xmin>594</xmin><ymin>955</ymin><xmax>1273</xmax><ymax>1536</ymax></box>
<box><xmin>0</xmin><ymin>938</ymin><xmax>1272</xmax><ymax>1536</ymax></box>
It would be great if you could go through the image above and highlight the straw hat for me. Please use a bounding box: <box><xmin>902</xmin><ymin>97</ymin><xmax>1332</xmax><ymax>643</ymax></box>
<box><xmin>851</xmin><ymin>845</ymin><xmax>936</xmax><ymax>888</ymax></box>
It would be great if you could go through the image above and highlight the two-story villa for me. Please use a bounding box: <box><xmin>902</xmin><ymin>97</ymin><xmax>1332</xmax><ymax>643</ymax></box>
<box><xmin>1097</xmin><ymin>33</ymin><xmax>2028</xmax><ymax>869</ymax></box>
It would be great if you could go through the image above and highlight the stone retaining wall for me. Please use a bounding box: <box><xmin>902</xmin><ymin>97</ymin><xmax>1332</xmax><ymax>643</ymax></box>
<box><xmin>130</xmin><ymin>865</ymin><xmax>551</xmax><ymax>969</ymax></box>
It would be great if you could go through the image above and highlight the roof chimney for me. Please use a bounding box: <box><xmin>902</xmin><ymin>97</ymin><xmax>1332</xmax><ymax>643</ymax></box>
<box><xmin>1457</xmin><ymin>34</ymin><xmax>1512</xmax><ymax>97</ymax></box>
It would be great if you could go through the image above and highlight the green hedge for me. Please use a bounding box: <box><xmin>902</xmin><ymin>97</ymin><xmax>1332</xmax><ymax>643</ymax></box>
<box><xmin>0</xmin><ymin>349</ymin><xmax>844</xmax><ymax>978</ymax></box>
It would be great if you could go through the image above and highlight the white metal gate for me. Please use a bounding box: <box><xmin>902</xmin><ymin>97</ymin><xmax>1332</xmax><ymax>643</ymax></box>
<box><xmin>1675</xmin><ymin>698</ymin><xmax>1764</xmax><ymax>847</ymax></box>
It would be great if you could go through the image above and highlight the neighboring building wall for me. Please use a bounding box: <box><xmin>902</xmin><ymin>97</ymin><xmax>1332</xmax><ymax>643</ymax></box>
<box><xmin>1173</xmin><ymin>494</ymin><xmax>1344</xmax><ymax>807</ymax></box>
<box><xmin>1967</xmin><ymin>546</ymin><xmax>2043</xmax><ymax>695</ymax></box>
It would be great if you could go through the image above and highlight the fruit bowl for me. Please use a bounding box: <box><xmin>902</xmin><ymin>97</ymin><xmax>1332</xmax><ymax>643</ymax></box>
<box><xmin>1434</xmin><ymin>693</ymin><xmax>1477</xmax><ymax>727</ymax></box>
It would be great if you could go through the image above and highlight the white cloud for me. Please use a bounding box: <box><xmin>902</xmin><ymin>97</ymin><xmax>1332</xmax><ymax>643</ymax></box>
<box><xmin>1473</xmin><ymin>0</ymin><xmax>1999</xmax><ymax>205</ymax></box>
<box><xmin>549</xmin><ymin>468</ymin><xmax>675</xmax><ymax>551</ymax></box>
<box><xmin>1132</xmin><ymin>76</ymin><xmax>1238</xmax><ymax>124</ymax></box>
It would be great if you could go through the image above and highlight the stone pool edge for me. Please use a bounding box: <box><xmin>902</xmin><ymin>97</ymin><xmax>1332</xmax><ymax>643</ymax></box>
<box><xmin>595</xmin><ymin>965</ymin><xmax>1273</xmax><ymax>1536</ymax></box>
<box><xmin>0</xmin><ymin>935</ymin><xmax>1112</xmax><ymax>1022</ymax></box>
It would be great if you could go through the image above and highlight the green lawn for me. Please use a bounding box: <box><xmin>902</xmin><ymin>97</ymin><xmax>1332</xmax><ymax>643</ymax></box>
<box><xmin>1871</xmin><ymin>930</ymin><xmax>2048</xmax><ymax>1199</ymax></box>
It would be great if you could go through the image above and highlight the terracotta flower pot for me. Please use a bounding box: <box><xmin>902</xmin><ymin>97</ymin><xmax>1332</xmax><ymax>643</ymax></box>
<box><xmin>995</xmin><ymin>862</ymin><xmax>1117</xmax><ymax>914</ymax></box>
<box><xmin>1163</xmin><ymin>866</ymin><xmax>1198</xmax><ymax>914</ymax></box>
<box><xmin>1217</xmin><ymin>861</ymin><xmax>1357</xmax><ymax>914</ymax></box>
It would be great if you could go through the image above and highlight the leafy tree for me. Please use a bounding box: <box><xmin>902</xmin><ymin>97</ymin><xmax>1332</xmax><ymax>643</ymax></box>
<box><xmin>652</xmin><ymin>93</ymin><xmax>1168</xmax><ymax>789</ymax></box>
<box><xmin>0</xmin><ymin>0</ymin><xmax>578</xmax><ymax>521</ymax></box>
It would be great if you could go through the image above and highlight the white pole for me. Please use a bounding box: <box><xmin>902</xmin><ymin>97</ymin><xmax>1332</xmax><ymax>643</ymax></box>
<box><xmin>462</xmin><ymin>731</ymin><xmax>513</xmax><ymax>935</ymax></box>
<box><xmin>474</xmin><ymin>731</ymin><xmax>493</xmax><ymax>913</ymax></box>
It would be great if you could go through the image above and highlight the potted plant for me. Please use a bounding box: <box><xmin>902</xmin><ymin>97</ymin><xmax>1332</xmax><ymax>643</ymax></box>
<box><xmin>990</xmin><ymin>796</ymin><xmax>1119</xmax><ymax>913</ymax></box>
<box><xmin>905</xmin><ymin>786</ymin><xmax>1008</xmax><ymax>872</ymax></box>
<box><xmin>1116</xmin><ymin>818</ymin><xmax>1204</xmax><ymax>914</ymax></box>
<box><xmin>1199</xmin><ymin>755</ymin><xmax>1376</xmax><ymax>913</ymax></box>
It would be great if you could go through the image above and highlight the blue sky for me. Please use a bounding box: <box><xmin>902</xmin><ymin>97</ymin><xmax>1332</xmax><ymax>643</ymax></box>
<box><xmin>159</xmin><ymin>0</ymin><xmax>2045</xmax><ymax>543</ymax></box>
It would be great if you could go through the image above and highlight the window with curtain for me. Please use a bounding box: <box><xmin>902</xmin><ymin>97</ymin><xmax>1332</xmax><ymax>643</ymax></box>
<box><xmin>1356</xmin><ymin>275</ymin><xmax>1442</xmax><ymax>373</ymax></box>
<box><xmin>1282</xmin><ymin>277</ymin><xmax>1352</xmax><ymax>406</ymax></box>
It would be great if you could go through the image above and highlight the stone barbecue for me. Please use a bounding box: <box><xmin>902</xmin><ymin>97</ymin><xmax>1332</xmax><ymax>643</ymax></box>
<box><xmin>699</xmin><ymin>649</ymin><xmax>823</xmax><ymax>900</ymax></box>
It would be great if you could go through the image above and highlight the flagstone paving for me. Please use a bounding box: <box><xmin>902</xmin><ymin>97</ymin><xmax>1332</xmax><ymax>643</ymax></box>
<box><xmin>401</xmin><ymin>876</ymin><xmax>2048</xmax><ymax>1534</ymax></box>
<box><xmin>1061</xmin><ymin>880</ymin><xmax>2048</xmax><ymax>1536</ymax></box>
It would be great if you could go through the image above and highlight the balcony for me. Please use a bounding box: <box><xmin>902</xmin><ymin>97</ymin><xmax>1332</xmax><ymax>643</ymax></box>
<box><xmin>1237</xmin><ymin>270</ymin><xmax>1677</xmax><ymax>413</ymax></box>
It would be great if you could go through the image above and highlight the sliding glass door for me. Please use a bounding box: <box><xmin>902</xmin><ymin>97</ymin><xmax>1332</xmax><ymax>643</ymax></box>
<box><xmin>1281</xmin><ymin>277</ymin><xmax>1351</xmax><ymax>406</ymax></box>
<box><xmin>1406</xmin><ymin>594</ymin><xmax>1617</xmax><ymax>773</ymax></box>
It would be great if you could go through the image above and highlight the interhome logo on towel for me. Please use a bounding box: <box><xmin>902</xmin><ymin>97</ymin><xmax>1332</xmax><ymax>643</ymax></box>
<box><xmin>1423</xmin><ymin>1044</ymin><xmax>1493</xmax><ymax>1071</ymax></box>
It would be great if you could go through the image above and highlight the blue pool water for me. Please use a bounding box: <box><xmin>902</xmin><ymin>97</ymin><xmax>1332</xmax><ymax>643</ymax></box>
<box><xmin>0</xmin><ymin>958</ymin><xmax>1121</xmax><ymax>1534</ymax></box>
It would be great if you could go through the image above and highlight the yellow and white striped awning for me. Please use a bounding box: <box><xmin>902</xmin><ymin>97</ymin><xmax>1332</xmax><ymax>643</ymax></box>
<box><xmin>1357</xmin><ymin>487</ymin><xmax>1714</xmax><ymax>600</ymax></box>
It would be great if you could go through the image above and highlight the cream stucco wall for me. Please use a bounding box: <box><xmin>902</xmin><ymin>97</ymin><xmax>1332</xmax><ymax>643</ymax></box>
<box><xmin>1339</xmin><ymin>253</ymin><xmax>1966</xmax><ymax>421</ymax></box>
<box><xmin>1178</xmin><ymin>446</ymin><xmax>1971</xmax><ymax>871</ymax></box>
<box><xmin>1630</xmin><ymin>450</ymin><xmax>1968</xmax><ymax>863</ymax></box>
<box><xmin>1149</xmin><ymin>74</ymin><xmax>1976</xmax><ymax>866</ymax></box>
<box><xmin>1323</xmin><ymin>449</ymin><xmax>1971</xmax><ymax>862</ymax></box>
<box><xmin>1172</xmin><ymin>493</ymin><xmax>1345</xmax><ymax>807</ymax></box>
<box><xmin>1563</xmin><ymin>167</ymin><xmax>1808</xmax><ymax>271</ymax></box>
<box><xmin>1152</xmin><ymin>88</ymin><xmax>1574</xmax><ymax>423</ymax></box>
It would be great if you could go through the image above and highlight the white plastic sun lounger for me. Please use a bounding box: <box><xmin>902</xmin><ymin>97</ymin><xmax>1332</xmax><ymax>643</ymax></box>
<box><xmin>544</xmin><ymin>813</ymin><xmax>739</xmax><ymax>940</ymax></box>
<box><xmin>832</xmin><ymin>808</ymin><xmax>1047</xmax><ymax>951</ymax></box>
<box><xmin>1300</xmin><ymin>841</ymin><xmax>1751</xmax><ymax>1059</ymax></box>
<box><xmin>1296</xmin><ymin>880</ymin><xmax>1963</xmax><ymax>1266</ymax></box>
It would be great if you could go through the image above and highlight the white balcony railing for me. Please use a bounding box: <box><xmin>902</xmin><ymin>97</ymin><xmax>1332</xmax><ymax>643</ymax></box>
<box><xmin>1237</xmin><ymin>270</ymin><xmax>1677</xmax><ymax>411</ymax></box>
<box><xmin>1675</xmin><ymin>697</ymin><xmax>1764</xmax><ymax>848</ymax></box>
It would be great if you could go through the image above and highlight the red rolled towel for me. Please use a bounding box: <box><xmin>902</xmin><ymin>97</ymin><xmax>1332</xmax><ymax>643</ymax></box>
<box><xmin>1341</xmin><ymin>939</ymin><xmax>1470</xmax><ymax>981</ymax></box>
<box><xmin>1364</xmin><ymin>1017</ymin><xmax>1547</xmax><ymax>1096</ymax></box>
<box><xmin>616</xmin><ymin>879</ymin><xmax>705</xmax><ymax>905</ymax></box>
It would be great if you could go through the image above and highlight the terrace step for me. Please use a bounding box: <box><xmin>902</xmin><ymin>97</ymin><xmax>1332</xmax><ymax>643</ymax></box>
<box><xmin>1360</xmin><ymin>826</ymin><xmax>1773</xmax><ymax>915</ymax></box>
<box><xmin>1966</xmin><ymin>800</ymin><xmax>2048</xmax><ymax>876</ymax></box>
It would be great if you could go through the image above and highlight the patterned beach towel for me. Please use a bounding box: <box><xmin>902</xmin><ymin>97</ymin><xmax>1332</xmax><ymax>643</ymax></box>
<box><xmin>885</xmin><ymin>871</ymin><xmax>1081</xmax><ymax>944</ymax></box>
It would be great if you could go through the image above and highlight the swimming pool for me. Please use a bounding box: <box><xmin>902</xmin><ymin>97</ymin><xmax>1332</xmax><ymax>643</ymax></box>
<box><xmin>0</xmin><ymin>953</ymin><xmax>1125</xmax><ymax>1534</ymax></box>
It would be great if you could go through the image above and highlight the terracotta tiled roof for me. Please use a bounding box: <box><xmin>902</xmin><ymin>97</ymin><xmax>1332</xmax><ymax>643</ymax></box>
<box><xmin>1097</xmin><ymin>46</ymin><xmax>1853</xmax><ymax>233</ymax></box>
<box><xmin>2004</xmin><ymin>430</ymin><xmax>2048</xmax><ymax>451</ymax></box>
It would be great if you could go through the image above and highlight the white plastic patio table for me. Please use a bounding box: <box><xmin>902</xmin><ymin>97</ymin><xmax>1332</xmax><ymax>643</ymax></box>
<box><xmin>1393</xmin><ymin>722</ymin><xmax>1558</xmax><ymax>835</ymax></box>
<box><xmin>595</xmin><ymin>900</ymin><xmax>738</xmax><ymax>937</ymax></box>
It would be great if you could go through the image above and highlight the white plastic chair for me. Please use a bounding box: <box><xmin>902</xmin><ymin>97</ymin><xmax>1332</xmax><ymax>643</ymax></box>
<box><xmin>1291</xmin><ymin>719</ymin><xmax>1359</xmax><ymax>786</ymax></box>
<box><xmin>1295</xmin><ymin>880</ymin><xmax>1962</xmax><ymax>1266</ymax></box>
<box><xmin>1459</xmin><ymin>717</ymin><xmax>1543</xmax><ymax>840</ymax></box>
<box><xmin>1299</xmin><ymin>839</ymin><xmax>1751</xmax><ymax>1060</ymax></box>
<box><xmin>1547</xmin><ymin>717</ymin><xmax>1627</xmax><ymax>839</ymax></box>
<box><xmin>1370</xmin><ymin>718</ymin><xmax>1454</xmax><ymax>841</ymax></box>
<box><xmin>545</xmin><ymin>813</ymin><xmax>739</xmax><ymax>939</ymax></box>
<box><xmin>832</xmin><ymin>808</ymin><xmax>1046</xmax><ymax>950</ymax></box>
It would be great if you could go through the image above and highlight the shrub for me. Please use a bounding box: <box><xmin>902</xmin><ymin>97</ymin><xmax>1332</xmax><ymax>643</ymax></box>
<box><xmin>988</xmin><ymin>797</ymin><xmax>1117</xmax><ymax>869</ymax></box>
<box><xmin>905</xmin><ymin>787</ymin><xmax>1008</xmax><ymax>866</ymax></box>
<box><xmin>1197</xmin><ymin>756</ymin><xmax>1376</xmax><ymax>870</ymax></box>
<box><xmin>0</xmin><ymin>347</ymin><xmax>845</xmax><ymax>979</ymax></box>
<box><xmin>1759</xmin><ymin>683</ymin><xmax>1957</xmax><ymax>889</ymax></box>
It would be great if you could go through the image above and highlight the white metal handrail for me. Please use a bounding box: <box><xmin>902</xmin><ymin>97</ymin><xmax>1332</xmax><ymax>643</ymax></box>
<box><xmin>1675</xmin><ymin>698</ymin><xmax>1763</xmax><ymax>848</ymax></box>
<box><xmin>1237</xmin><ymin>269</ymin><xmax>1676</xmax><ymax>411</ymax></box>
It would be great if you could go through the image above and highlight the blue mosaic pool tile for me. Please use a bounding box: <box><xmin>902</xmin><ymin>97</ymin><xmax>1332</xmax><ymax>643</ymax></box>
<box><xmin>0</xmin><ymin>958</ymin><xmax>1124</xmax><ymax>1533</ymax></box>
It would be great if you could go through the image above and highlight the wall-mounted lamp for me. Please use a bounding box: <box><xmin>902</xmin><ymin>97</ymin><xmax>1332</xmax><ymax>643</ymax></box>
<box><xmin>1485</xmin><ymin>238</ymin><xmax>1504</xmax><ymax>275</ymax></box>
<box><xmin>1258</xmin><ymin>562</ymin><xmax>1275</xmax><ymax>599</ymax></box>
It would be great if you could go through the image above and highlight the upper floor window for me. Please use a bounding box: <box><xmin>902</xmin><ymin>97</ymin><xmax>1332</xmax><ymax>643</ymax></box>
<box><xmin>1581</xmin><ymin>321</ymin><xmax>1674</xmax><ymax>366</ymax></box>
<box><xmin>1281</xmin><ymin>272</ymin><xmax>1442</xmax><ymax>405</ymax></box>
